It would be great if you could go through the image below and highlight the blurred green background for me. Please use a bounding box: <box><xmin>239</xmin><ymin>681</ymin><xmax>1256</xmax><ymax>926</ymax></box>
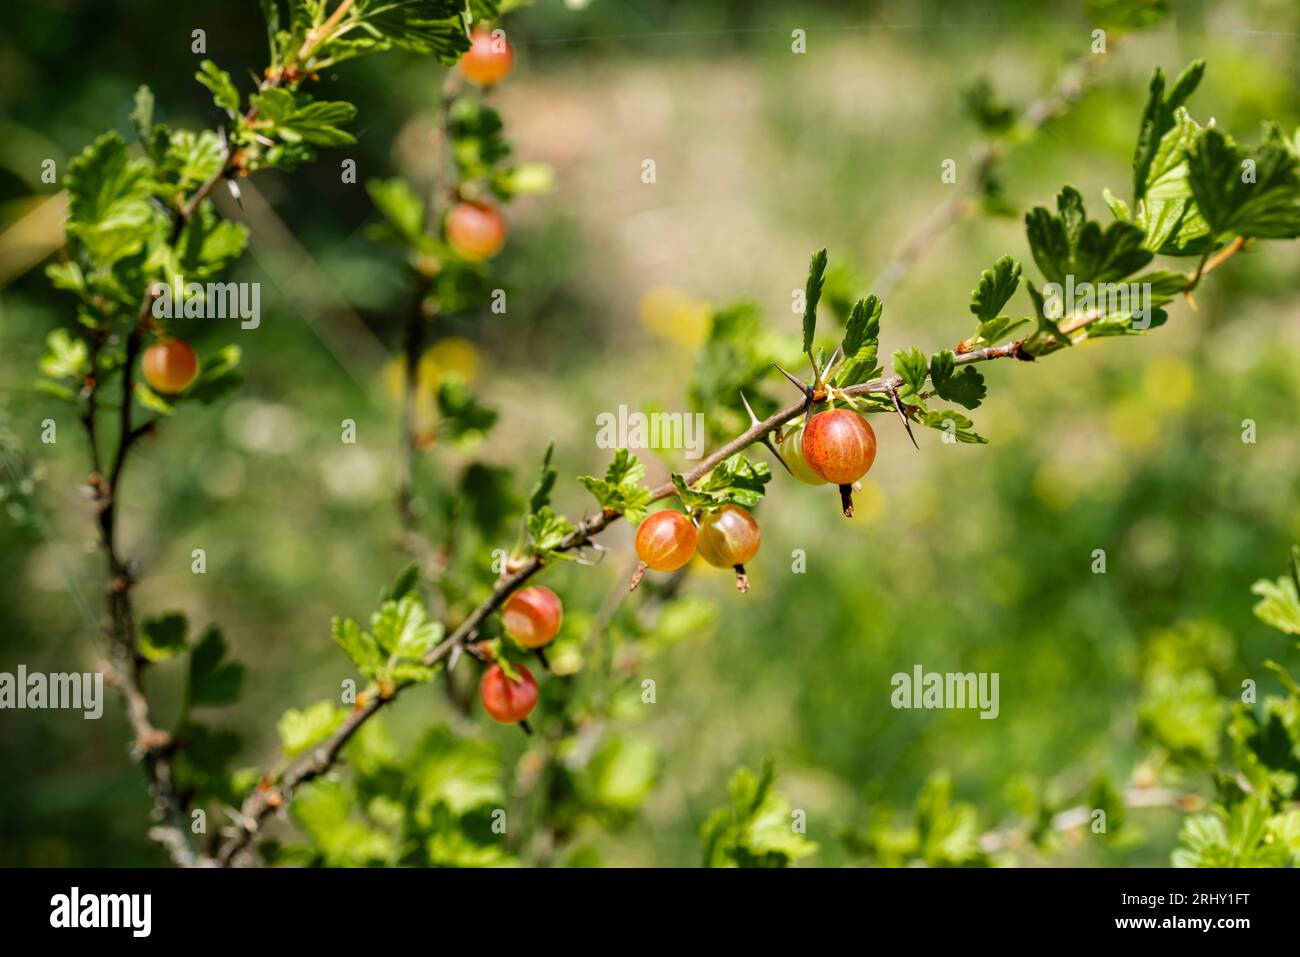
<box><xmin>1</xmin><ymin>0</ymin><xmax>1298</xmax><ymax>866</ymax></box>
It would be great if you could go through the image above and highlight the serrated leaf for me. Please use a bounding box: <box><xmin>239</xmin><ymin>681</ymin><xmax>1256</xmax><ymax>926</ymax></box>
<box><xmin>187</xmin><ymin>626</ymin><xmax>245</xmax><ymax>706</ymax></box>
<box><xmin>139</xmin><ymin>612</ymin><xmax>188</xmax><ymax>662</ymax></box>
<box><xmin>969</xmin><ymin>256</ymin><xmax>1021</xmax><ymax>323</ymax></box>
<box><xmin>251</xmin><ymin>87</ymin><xmax>357</xmax><ymax>147</ymax></box>
<box><xmin>1133</xmin><ymin>60</ymin><xmax>1205</xmax><ymax>199</ymax></box>
<box><xmin>841</xmin><ymin>295</ymin><xmax>881</xmax><ymax>359</ymax></box>
<box><xmin>365</xmin><ymin>177</ymin><xmax>426</xmax><ymax>248</ymax></box>
<box><xmin>527</xmin><ymin>440</ymin><xmax>557</xmax><ymax>515</ymax></box>
<box><xmin>1188</xmin><ymin>126</ymin><xmax>1300</xmax><ymax>240</ymax></box>
<box><xmin>39</xmin><ymin>329</ymin><xmax>91</xmax><ymax>381</ymax></box>
<box><xmin>528</xmin><ymin>506</ymin><xmax>576</xmax><ymax>557</ymax></box>
<box><xmin>671</xmin><ymin>454</ymin><xmax>770</xmax><ymax>510</ymax></box>
<box><xmin>371</xmin><ymin>595</ymin><xmax>442</xmax><ymax>660</ymax></box>
<box><xmin>801</xmin><ymin>248</ymin><xmax>828</xmax><ymax>355</ymax></box>
<box><xmin>1025</xmin><ymin>186</ymin><xmax>1153</xmax><ymax>286</ymax></box>
<box><xmin>578</xmin><ymin>448</ymin><xmax>654</xmax><ymax>523</ymax></box>
<box><xmin>278</xmin><ymin>700</ymin><xmax>346</xmax><ymax>757</ymax></box>
<box><xmin>436</xmin><ymin>379</ymin><xmax>497</xmax><ymax>441</ymax></box>
<box><xmin>332</xmin><ymin>615</ymin><xmax>384</xmax><ymax>676</ymax></box>
<box><xmin>196</xmin><ymin>60</ymin><xmax>240</xmax><ymax>115</ymax></box>
<box><xmin>929</xmin><ymin>350</ymin><xmax>987</xmax><ymax>409</ymax></box>
<box><xmin>891</xmin><ymin>347</ymin><xmax>928</xmax><ymax>395</ymax></box>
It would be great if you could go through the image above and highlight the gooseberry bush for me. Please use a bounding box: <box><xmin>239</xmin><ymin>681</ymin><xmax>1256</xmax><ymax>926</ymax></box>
<box><xmin>19</xmin><ymin>0</ymin><xmax>1300</xmax><ymax>868</ymax></box>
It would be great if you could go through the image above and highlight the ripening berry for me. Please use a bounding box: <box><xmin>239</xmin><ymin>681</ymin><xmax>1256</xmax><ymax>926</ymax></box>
<box><xmin>801</xmin><ymin>409</ymin><xmax>877</xmax><ymax>517</ymax></box>
<box><xmin>479</xmin><ymin>662</ymin><xmax>537</xmax><ymax>724</ymax></box>
<box><xmin>635</xmin><ymin>510</ymin><xmax>697</xmax><ymax>572</ymax></box>
<box><xmin>459</xmin><ymin>27</ymin><xmax>514</xmax><ymax>87</ymax></box>
<box><xmin>777</xmin><ymin>420</ymin><xmax>828</xmax><ymax>486</ymax></box>
<box><xmin>696</xmin><ymin>504</ymin><xmax>760</xmax><ymax>592</ymax></box>
<box><xmin>142</xmin><ymin>338</ymin><xmax>199</xmax><ymax>394</ymax></box>
<box><xmin>502</xmin><ymin>586</ymin><xmax>562</xmax><ymax>648</ymax></box>
<box><xmin>446</xmin><ymin>200</ymin><xmax>506</xmax><ymax>260</ymax></box>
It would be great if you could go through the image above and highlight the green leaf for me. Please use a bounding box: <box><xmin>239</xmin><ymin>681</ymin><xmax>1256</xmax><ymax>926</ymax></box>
<box><xmin>1025</xmin><ymin>186</ymin><xmax>1153</xmax><ymax>286</ymax></box>
<box><xmin>527</xmin><ymin>440</ymin><xmax>557</xmax><ymax>515</ymax></box>
<box><xmin>351</xmin><ymin>0</ymin><xmax>473</xmax><ymax>64</ymax></box>
<box><xmin>1251</xmin><ymin>566</ymin><xmax>1300</xmax><ymax>636</ymax></box>
<box><xmin>365</xmin><ymin>177</ymin><xmax>427</xmax><ymax>248</ymax></box>
<box><xmin>139</xmin><ymin>612</ymin><xmax>189</xmax><ymax>662</ymax></box>
<box><xmin>172</xmin><ymin>200</ymin><xmax>249</xmax><ymax>280</ymax></box>
<box><xmin>969</xmin><ymin>255</ymin><xmax>1021</xmax><ymax>324</ymax></box>
<box><xmin>64</xmin><ymin>132</ymin><xmax>160</xmax><ymax>265</ymax></box>
<box><xmin>891</xmin><ymin>347</ymin><xmax>928</xmax><ymax>395</ymax></box>
<box><xmin>1173</xmin><ymin>796</ymin><xmax>1289</xmax><ymax>867</ymax></box>
<box><xmin>670</xmin><ymin>454</ymin><xmax>771</xmax><ymax>510</ymax></box>
<box><xmin>920</xmin><ymin>409</ymin><xmax>987</xmax><ymax>444</ymax></box>
<box><xmin>1187</xmin><ymin>126</ymin><xmax>1300</xmax><ymax>240</ymax></box>
<box><xmin>801</xmin><ymin>247</ymin><xmax>828</xmax><ymax>355</ymax></box>
<box><xmin>436</xmin><ymin>379</ymin><xmax>498</xmax><ymax>441</ymax></box>
<box><xmin>250</xmin><ymin>87</ymin><xmax>357</xmax><ymax>147</ymax></box>
<box><xmin>185</xmin><ymin>345</ymin><xmax>243</xmax><ymax>406</ymax></box>
<box><xmin>584</xmin><ymin>736</ymin><xmax>660</xmax><ymax>812</ymax></box>
<box><xmin>527</xmin><ymin>506</ymin><xmax>576</xmax><ymax>557</ymax></box>
<box><xmin>962</xmin><ymin>77</ymin><xmax>1015</xmax><ymax>134</ymax></box>
<box><xmin>39</xmin><ymin>329</ymin><xmax>91</xmax><ymax>381</ymax></box>
<box><xmin>332</xmin><ymin>615</ymin><xmax>384</xmax><ymax>677</ymax></box>
<box><xmin>841</xmin><ymin>295</ymin><xmax>881</xmax><ymax>359</ymax></box>
<box><xmin>578</xmin><ymin>449</ymin><xmax>654</xmax><ymax>524</ymax></box>
<box><xmin>385</xmin><ymin>562</ymin><xmax>420</xmax><ymax>603</ymax></box>
<box><xmin>187</xmin><ymin>626</ymin><xmax>245</xmax><ymax>707</ymax></box>
<box><xmin>292</xmin><ymin>779</ymin><xmax>398</xmax><ymax>867</ymax></box>
<box><xmin>1133</xmin><ymin>60</ymin><xmax>1204</xmax><ymax>199</ymax></box>
<box><xmin>929</xmin><ymin>350</ymin><xmax>987</xmax><ymax>410</ymax></box>
<box><xmin>134</xmin><ymin>382</ymin><xmax>176</xmax><ymax>415</ymax></box>
<box><xmin>1110</xmin><ymin>105</ymin><xmax>1213</xmax><ymax>255</ymax></box>
<box><xmin>370</xmin><ymin>595</ymin><xmax>443</xmax><ymax>660</ymax></box>
<box><xmin>702</xmin><ymin>760</ymin><xmax>818</xmax><ymax>868</ymax></box>
<box><xmin>196</xmin><ymin>60</ymin><xmax>240</xmax><ymax>115</ymax></box>
<box><xmin>411</xmin><ymin>725</ymin><xmax>505</xmax><ymax>818</ymax></box>
<box><xmin>278</xmin><ymin>700</ymin><xmax>346</xmax><ymax>757</ymax></box>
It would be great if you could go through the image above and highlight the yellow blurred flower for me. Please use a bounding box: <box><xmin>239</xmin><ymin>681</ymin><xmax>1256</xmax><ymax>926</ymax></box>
<box><xmin>381</xmin><ymin>336</ymin><xmax>481</xmax><ymax>404</ymax></box>
<box><xmin>638</xmin><ymin>286</ymin><xmax>711</xmax><ymax>348</ymax></box>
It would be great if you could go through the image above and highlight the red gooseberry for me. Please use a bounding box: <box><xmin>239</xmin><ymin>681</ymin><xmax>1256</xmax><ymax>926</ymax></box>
<box><xmin>801</xmin><ymin>408</ymin><xmax>877</xmax><ymax>517</ymax></box>
<box><xmin>630</xmin><ymin>509</ymin><xmax>698</xmax><ymax>591</ymax></box>
<box><xmin>142</xmin><ymin>338</ymin><xmax>199</xmax><ymax>394</ymax></box>
<box><xmin>446</xmin><ymin>200</ymin><xmax>507</xmax><ymax>260</ymax></box>
<box><xmin>479</xmin><ymin>662</ymin><xmax>537</xmax><ymax>724</ymax></box>
<box><xmin>459</xmin><ymin>27</ymin><xmax>514</xmax><ymax>87</ymax></box>
<box><xmin>696</xmin><ymin>504</ymin><xmax>761</xmax><ymax>592</ymax></box>
<box><xmin>776</xmin><ymin>419</ymin><xmax>828</xmax><ymax>486</ymax></box>
<box><xmin>502</xmin><ymin>585</ymin><xmax>562</xmax><ymax>648</ymax></box>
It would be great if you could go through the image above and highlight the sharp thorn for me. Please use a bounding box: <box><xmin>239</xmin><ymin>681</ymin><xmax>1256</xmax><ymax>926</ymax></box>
<box><xmin>890</xmin><ymin>387</ymin><xmax>919</xmax><ymax>449</ymax></box>
<box><xmin>738</xmin><ymin>390</ymin><xmax>762</xmax><ymax>428</ymax></box>
<box><xmin>774</xmin><ymin>363</ymin><xmax>811</xmax><ymax>397</ymax></box>
<box><xmin>761</xmin><ymin>434</ymin><xmax>795</xmax><ymax>477</ymax></box>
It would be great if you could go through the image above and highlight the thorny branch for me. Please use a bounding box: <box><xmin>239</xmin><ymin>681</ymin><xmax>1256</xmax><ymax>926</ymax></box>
<box><xmin>213</xmin><ymin>235</ymin><xmax>1249</xmax><ymax>865</ymax></box>
<box><xmin>82</xmin><ymin>71</ymin><xmax>291</xmax><ymax>868</ymax></box>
